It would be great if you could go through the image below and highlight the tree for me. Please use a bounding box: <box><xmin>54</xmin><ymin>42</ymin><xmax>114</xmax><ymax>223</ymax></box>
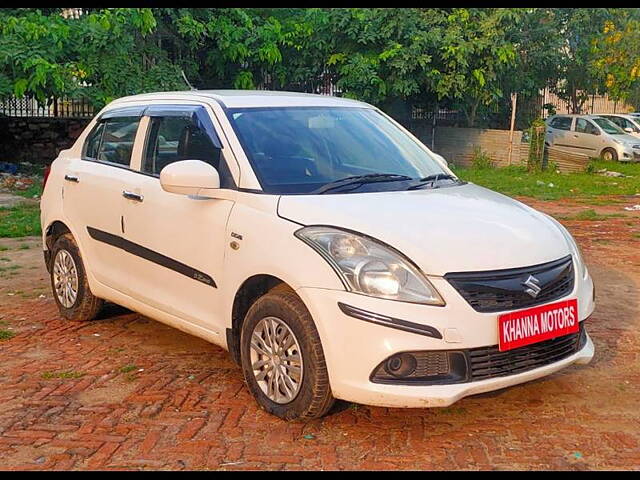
<box><xmin>0</xmin><ymin>8</ymin><xmax>186</xmax><ymax>108</ymax></box>
<box><xmin>550</xmin><ymin>8</ymin><xmax>613</xmax><ymax>113</ymax></box>
<box><xmin>591</xmin><ymin>9</ymin><xmax>640</xmax><ymax>104</ymax></box>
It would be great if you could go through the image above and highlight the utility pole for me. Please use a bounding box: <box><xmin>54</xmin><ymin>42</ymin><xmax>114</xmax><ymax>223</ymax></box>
<box><xmin>507</xmin><ymin>92</ymin><xmax>518</xmax><ymax>166</ymax></box>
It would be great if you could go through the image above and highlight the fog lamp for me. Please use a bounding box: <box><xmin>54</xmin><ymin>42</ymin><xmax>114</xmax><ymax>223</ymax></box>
<box><xmin>385</xmin><ymin>353</ymin><xmax>417</xmax><ymax>378</ymax></box>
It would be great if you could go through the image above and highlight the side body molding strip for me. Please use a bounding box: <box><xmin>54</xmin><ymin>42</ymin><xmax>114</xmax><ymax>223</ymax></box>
<box><xmin>86</xmin><ymin>226</ymin><xmax>217</xmax><ymax>288</ymax></box>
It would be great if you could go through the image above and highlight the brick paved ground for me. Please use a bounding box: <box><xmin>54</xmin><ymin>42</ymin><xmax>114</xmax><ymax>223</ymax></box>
<box><xmin>0</xmin><ymin>196</ymin><xmax>639</xmax><ymax>470</ymax></box>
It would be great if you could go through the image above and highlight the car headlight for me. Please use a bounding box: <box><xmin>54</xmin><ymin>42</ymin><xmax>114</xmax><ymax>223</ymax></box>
<box><xmin>295</xmin><ymin>226</ymin><xmax>445</xmax><ymax>305</ymax></box>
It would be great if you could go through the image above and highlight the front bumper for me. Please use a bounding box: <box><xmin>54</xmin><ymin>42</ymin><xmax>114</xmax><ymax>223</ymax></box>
<box><xmin>354</xmin><ymin>333</ymin><xmax>594</xmax><ymax>408</ymax></box>
<box><xmin>296</xmin><ymin>267</ymin><xmax>595</xmax><ymax>408</ymax></box>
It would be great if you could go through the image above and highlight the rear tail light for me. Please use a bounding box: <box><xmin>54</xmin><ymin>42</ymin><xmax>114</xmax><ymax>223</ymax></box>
<box><xmin>42</xmin><ymin>164</ymin><xmax>52</xmax><ymax>192</ymax></box>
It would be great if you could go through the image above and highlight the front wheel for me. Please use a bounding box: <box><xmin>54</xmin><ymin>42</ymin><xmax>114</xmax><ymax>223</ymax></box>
<box><xmin>240</xmin><ymin>289</ymin><xmax>335</xmax><ymax>420</ymax></box>
<box><xmin>50</xmin><ymin>233</ymin><xmax>103</xmax><ymax>322</ymax></box>
<box><xmin>601</xmin><ymin>148</ymin><xmax>618</xmax><ymax>162</ymax></box>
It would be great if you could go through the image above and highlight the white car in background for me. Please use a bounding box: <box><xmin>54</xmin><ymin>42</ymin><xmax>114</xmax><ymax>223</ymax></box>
<box><xmin>595</xmin><ymin>113</ymin><xmax>640</xmax><ymax>138</ymax></box>
<box><xmin>545</xmin><ymin>114</ymin><xmax>640</xmax><ymax>162</ymax></box>
<box><xmin>40</xmin><ymin>91</ymin><xmax>595</xmax><ymax>420</ymax></box>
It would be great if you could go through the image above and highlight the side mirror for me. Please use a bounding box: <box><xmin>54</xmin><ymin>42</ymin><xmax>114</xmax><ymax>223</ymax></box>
<box><xmin>160</xmin><ymin>160</ymin><xmax>220</xmax><ymax>198</ymax></box>
<box><xmin>624</xmin><ymin>127</ymin><xmax>633</xmax><ymax>133</ymax></box>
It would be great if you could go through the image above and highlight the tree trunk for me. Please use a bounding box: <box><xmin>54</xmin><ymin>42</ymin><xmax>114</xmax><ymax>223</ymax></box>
<box><xmin>464</xmin><ymin>99</ymin><xmax>480</xmax><ymax>128</ymax></box>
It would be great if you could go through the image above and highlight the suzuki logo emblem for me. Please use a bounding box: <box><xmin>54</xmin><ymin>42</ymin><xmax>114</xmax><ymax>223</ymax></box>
<box><xmin>523</xmin><ymin>275</ymin><xmax>542</xmax><ymax>298</ymax></box>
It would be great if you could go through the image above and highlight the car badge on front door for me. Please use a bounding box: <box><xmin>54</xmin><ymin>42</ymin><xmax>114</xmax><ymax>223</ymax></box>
<box><xmin>522</xmin><ymin>275</ymin><xmax>542</xmax><ymax>298</ymax></box>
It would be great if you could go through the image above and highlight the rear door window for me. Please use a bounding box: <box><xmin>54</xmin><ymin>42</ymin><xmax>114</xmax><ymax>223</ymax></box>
<box><xmin>83</xmin><ymin>116</ymin><xmax>140</xmax><ymax>167</ymax></box>
<box><xmin>550</xmin><ymin>117</ymin><xmax>572</xmax><ymax>131</ymax></box>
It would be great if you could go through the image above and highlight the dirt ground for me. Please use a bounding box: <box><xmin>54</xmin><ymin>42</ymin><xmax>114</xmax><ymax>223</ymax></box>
<box><xmin>0</xmin><ymin>195</ymin><xmax>639</xmax><ymax>471</ymax></box>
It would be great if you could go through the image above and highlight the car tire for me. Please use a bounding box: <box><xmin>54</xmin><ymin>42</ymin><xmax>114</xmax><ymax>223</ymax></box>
<box><xmin>240</xmin><ymin>287</ymin><xmax>335</xmax><ymax>420</ymax></box>
<box><xmin>50</xmin><ymin>233</ymin><xmax>103</xmax><ymax>322</ymax></box>
<box><xmin>601</xmin><ymin>148</ymin><xmax>618</xmax><ymax>162</ymax></box>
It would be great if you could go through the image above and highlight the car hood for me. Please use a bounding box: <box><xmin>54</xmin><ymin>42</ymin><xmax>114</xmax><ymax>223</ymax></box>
<box><xmin>278</xmin><ymin>183</ymin><xmax>572</xmax><ymax>276</ymax></box>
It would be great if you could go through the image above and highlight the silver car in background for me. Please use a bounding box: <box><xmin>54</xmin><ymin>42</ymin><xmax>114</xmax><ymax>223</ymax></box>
<box><xmin>545</xmin><ymin>114</ymin><xmax>640</xmax><ymax>162</ymax></box>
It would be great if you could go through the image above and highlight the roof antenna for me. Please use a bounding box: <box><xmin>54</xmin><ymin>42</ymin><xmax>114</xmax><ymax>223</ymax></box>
<box><xmin>181</xmin><ymin>69</ymin><xmax>196</xmax><ymax>91</ymax></box>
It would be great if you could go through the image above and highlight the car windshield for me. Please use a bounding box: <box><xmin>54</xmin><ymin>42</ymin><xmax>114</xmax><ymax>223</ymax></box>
<box><xmin>226</xmin><ymin>106</ymin><xmax>450</xmax><ymax>194</ymax></box>
<box><xmin>592</xmin><ymin>117</ymin><xmax>625</xmax><ymax>135</ymax></box>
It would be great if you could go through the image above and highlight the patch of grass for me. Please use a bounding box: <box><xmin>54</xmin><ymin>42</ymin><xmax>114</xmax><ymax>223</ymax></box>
<box><xmin>41</xmin><ymin>370</ymin><xmax>85</xmax><ymax>379</ymax></box>
<box><xmin>13</xmin><ymin>182</ymin><xmax>43</xmax><ymax>199</ymax></box>
<box><xmin>0</xmin><ymin>329</ymin><xmax>15</xmax><ymax>341</ymax></box>
<box><xmin>440</xmin><ymin>407</ymin><xmax>468</xmax><ymax>415</ymax></box>
<box><xmin>0</xmin><ymin>264</ymin><xmax>21</xmax><ymax>271</ymax></box>
<box><xmin>124</xmin><ymin>373</ymin><xmax>137</xmax><ymax>382</ymax></box>
<box><xmin>0</xmin><ymin>264</ymin><xmax>22</xmax><ymax>278</ymax></box>
<box><xmin>557</xmin><ymin>209</ymin><xmax>625</xmax><ymax>221</ymax></box>
<box><xmin>452</xmin><ymin>160</ymin><xmax>640</xmax><ymax>201</ymax></box>
<box><xmin>18</xmin><ymin>243</ymin><xmax>30</xmax><ymax>250</ymax></box>
<box><xmin>0</xmin><ymin>246</ymin><xmax>8</xmax><ymax>251</ymax></box>
<box><xmin>1</xmin><ymin>257</ymin><xmax>10</xmax><ymax>262</ymax></box>
<box><xmin>119</xmin><ymin>364</ymin><xmax>138</xmax><ymax>374</ymax></box>
<box><xmin>633</xmin><ymin>233</ymin><xmax>640</xmax><ymax>239</ymax></box>
<box><xmin>0</xmin><ymin>203</ymin><xmax>41</xmax><ymax>238</ymax></box>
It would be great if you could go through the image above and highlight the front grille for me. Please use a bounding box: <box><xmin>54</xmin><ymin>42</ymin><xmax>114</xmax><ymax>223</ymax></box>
<box><xmin>469</xmin><ymin>325</ymin><xmax>585</xmax><ymax>382</ymax></box>
<box><xmin>445</xmin><ymin>255</ymin><xmax>575</xmax><ymax>313</ymax></box>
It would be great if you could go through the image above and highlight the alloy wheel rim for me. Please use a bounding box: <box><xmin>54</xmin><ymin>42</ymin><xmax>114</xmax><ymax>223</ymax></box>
<box><xmin>249</xmin><ymin>316</ymin><xmax>304</xmax><ymax>404</ymax></box>
<box><xmin>53</xmin><ymin>249</ymin><xmax>79</xmax><ymax>308</ymax></box>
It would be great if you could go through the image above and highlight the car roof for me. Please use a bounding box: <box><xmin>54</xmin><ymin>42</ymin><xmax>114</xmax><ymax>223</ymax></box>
<box><xmin>107</xmin><ymin>89</ymin><xmax>371</xmax><ymax>109</ymax></box>
<box><xmin>549</xmin><ymin>114</ymin><xmax>603</xmax><ymax>118</ymax></box>
<box><xmin>594</xmin><ymin>113</ymin><xmax>635</xmax><ymax>119</ymax></box>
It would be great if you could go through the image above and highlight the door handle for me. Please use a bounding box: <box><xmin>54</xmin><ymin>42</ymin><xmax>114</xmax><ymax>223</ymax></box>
<box><xmin>64</xmin><ymin>174</ymin><xmax>79</xmax><ymax>183</ymax></box>
<box><xmin>122</xmin><ymin>190</ymin><xmax>144</xmax><ymax>202</ymax></box>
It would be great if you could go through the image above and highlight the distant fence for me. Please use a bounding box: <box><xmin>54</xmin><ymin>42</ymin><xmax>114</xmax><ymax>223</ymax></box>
<box><xmin>407</xmin><ymin>125</ymin><xmax>528</xmax><ymax>168</ymax></box>
<box><xmin>0</xmin><ymin>95</ymin><xmax>94</xmax><ymax>118</ymax></box>
<box><xmin>539</xmin><ymin>88</ymin><xmax>635</xmax><ymax>117</ymax></box>
<box><xmin>547</xmin><ymin>147</ymin><xmax>590</xmax><ymax>173</ymax></box>
<box><xmin>0</xmin><ymin>97</ymin><xmax>94</xmax><ymax>118</ymax></box>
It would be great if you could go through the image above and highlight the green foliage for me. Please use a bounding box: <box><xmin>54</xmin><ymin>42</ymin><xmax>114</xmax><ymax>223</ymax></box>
<box><xmin>591</xmin><ymin>10</ymin><xmax>640</xmax><ymax>103</ymax></box>
<box><xmin>527</xmin><ymin>118</ymin><xmax>546</xmax><ymax>173</ymax></box>
<box><xmin>470</xmin><ymin>146</ymin><xmax>495</xmax><ymax>170</ymax></box>
<box><xmin>1</xmin><ymin>8</ymin><xmax>640</xmax><ymax>119</ymax></box>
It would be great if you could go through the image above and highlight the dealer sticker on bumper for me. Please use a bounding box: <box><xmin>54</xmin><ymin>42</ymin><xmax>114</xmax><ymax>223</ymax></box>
<box><xmin>498</xmin><ymin>299</ymin><xmax>579</xmax><ymax>352</ymax></box>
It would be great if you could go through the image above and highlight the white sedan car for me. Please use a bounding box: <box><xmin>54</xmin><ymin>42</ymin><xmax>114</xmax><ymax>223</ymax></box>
<box><xmin>40</xmin><ymin>90</ymin><xmax>595</xmax><ymax>420</ymax></box>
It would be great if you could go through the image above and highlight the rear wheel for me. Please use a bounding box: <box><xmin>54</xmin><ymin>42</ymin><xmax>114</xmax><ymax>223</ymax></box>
<box><xmin>240</xmin><ymin>289</ymin><xmax>335</xmax><ymax>420</ymax></box>
<box><xmin>50</xmin><ymin>233</ymin><xmax>103</xmax><ymax>322</ymax></box>
<box><xmin>601</xmin><ymin>148</ymin><xmax>618</xmax><ymax>162</ymax></box>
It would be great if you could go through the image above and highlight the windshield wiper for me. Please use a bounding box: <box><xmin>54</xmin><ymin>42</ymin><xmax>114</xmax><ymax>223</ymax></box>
<box><xmin>311</xmin><ymin>173</ymin><xmax>412</xmax><ymax>194</ymax></box>
<box><xmin>406</xmin><ymin>173</ymin><xmax>460</xmax><ymax>190</ymax></box>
